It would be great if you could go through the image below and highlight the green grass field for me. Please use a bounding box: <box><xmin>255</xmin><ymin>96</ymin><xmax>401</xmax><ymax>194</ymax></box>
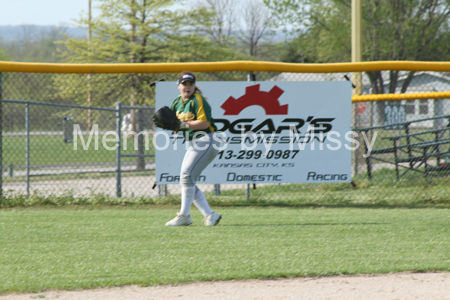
<box><xmin>1</xmin><ymin>206</ymin><xmax>449</xmax><ymax>294</ymax></box>
<box><xmin>1</xmin><ymin>130</ymin><xmax>450</xmax><ymax>295</ymax></box>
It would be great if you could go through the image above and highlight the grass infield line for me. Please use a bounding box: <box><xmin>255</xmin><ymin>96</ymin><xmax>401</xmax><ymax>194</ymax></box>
<box><xmin>0</xmin><ymin>207</ymin><xmax>449</xmax><ymax>294</ymax></box>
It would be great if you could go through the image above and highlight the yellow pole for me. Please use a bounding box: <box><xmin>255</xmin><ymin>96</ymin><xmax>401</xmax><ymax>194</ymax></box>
<box><xmin>87</xmin><ymin>0</ymin><xmax>92</xmax><ymax>130</ymax></box>
<box><xmin>351</xmin><ymin>0</ymin><xmax>362</xmax><ymax>95</ymax></box>
<box><xmin>351</xmin><ymin>0</ymin><xmax>362</xmax><ymax>176</ymax></box>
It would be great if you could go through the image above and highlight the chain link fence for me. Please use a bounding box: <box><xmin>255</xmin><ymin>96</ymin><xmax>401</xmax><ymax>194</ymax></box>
<box><xmin>1</xmin><ymin>65</ymin><xmax>450</xmax><ymax>204</ymax></box>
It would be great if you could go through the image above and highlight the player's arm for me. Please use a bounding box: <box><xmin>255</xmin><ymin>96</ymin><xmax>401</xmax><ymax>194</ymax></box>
<box><xmin>182</xmin><ymin>120</ymin><xmax>210</xmax><ymax>130</ymax></box>
<box><xmin>187</xmin><ymin>94</ymin><xmax>211</xmax><ymax>130</ymax></box>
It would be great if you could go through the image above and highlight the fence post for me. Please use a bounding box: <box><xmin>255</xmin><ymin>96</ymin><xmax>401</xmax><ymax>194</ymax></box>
<box><xmin>26</xmin><ymin>103</ymin><xmax>30</xmax><ymax>198</ymax></box>
<box><xmin>116</xmin><ymin>102</ymin><xmax>122</xmax><ymax>197</ymax></box>
<box><xmin>0</xmin><ymin>73</ymin><xmax>2</xmax><ymax>201</ymax></box>
<box><xmin>245</xmin><ymin>72</ymin><xmax>256</xmax><ymax>200</ymax></box>
<box><xmin>214</xmin><ymin>184</ymin><xmax>221</xmax><ymax>196</ymax></box>
<box><xmin>158</xmin><ymin>184</ymin><xmax>167</xmax><ymax>197</ymax></box>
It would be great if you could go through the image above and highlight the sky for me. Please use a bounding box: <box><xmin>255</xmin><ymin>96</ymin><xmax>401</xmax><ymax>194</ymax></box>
<box><xmin>0</xmin><ymin>0</ymin><xmax>100</xmax><ymax>26</ymax></box>
<box><xmin>0</xmin><ymin>0</ymin><xmax>190</xmax><ymax>26</ymax></box>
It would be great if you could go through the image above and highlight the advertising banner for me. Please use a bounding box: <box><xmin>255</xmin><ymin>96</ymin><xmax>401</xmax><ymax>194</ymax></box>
<box><xmin>155</xmin><ymin>81</ymin><xmax>352</xmax><ymax>184</ymax></box>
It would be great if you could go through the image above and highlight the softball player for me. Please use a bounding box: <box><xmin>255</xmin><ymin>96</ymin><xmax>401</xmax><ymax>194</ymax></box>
<box><xmin>165</xmin><ymin>71</ymin><xmax>222</xmax><ymax>227</ymax></box>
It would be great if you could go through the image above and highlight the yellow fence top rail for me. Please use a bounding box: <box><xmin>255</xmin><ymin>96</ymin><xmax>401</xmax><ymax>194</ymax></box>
<box><xmin>352</xmin><ymin>91</ymin><xmax>450</xmax><ymax>102</ymax></box>
<box><xmin>2</xmin><ymin>60</ymin><xmax>450</xmax><ymax>74</ymax></box>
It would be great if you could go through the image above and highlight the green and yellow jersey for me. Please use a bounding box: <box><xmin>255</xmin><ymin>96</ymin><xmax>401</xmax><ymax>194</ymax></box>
<box><xmin>170</xmin><ymin>92</ymin><xmax>217</xmax><ymax>141</ymax></box>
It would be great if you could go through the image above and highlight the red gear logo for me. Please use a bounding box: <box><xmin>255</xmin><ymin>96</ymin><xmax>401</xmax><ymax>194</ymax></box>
<box><xmin>221</xmin><ymin>84</ymin><xmax>288</xmax><ymax>115</ymax></box>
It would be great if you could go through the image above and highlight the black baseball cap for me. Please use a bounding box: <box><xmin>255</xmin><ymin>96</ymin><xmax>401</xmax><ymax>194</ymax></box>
<box><xmin>177</xmin><ymin>74</ymin><xmax>196</xmax><ymax>85</ymax></box>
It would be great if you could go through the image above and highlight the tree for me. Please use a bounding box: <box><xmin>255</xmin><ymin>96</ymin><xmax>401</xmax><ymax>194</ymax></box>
<box><xmin>195</xmin><ymin>0</ymin><xmax>238</xmax><ymax>47</ymax></box>
<box><xmin>0</xmin><ymin>48</ymin><xmax>10</xmax><ymax>61</ymax></box>
<box><xmin>61</xmin><ymin>0</ymin><xmax>243</xmax><ymax>65</ymax></box>
<box><xmin>264</xmin><ymin>0</ymin><xmax>450</xmax><ymax>94</ymax></box>
<box><xmin>60</xmin><ymin>0</ymin><xmax>242</xmax><ymax>106</ymax></box>
<box><xmin>362</xmin><ymin>0</ymin><xmax>450</xmax><ymax>94</ymax></box>
<box><xmin>60</xmin><ymin>0</ymin><xmax>243</xmax><ymax>169</ymax></box>
<box><xmin>238</xmin><ymin>0</ymin><xmax>275</xmax><ymax>58</ymax></box>
<box><xmin>0</xmin><ymin>25</ymin><xmax>68</xmax><ymax>63</ymax></box>
<box><xmin>193</xmin><ymin>0</ymin><xmax>278</xmax><ymax>62</ymax></box>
